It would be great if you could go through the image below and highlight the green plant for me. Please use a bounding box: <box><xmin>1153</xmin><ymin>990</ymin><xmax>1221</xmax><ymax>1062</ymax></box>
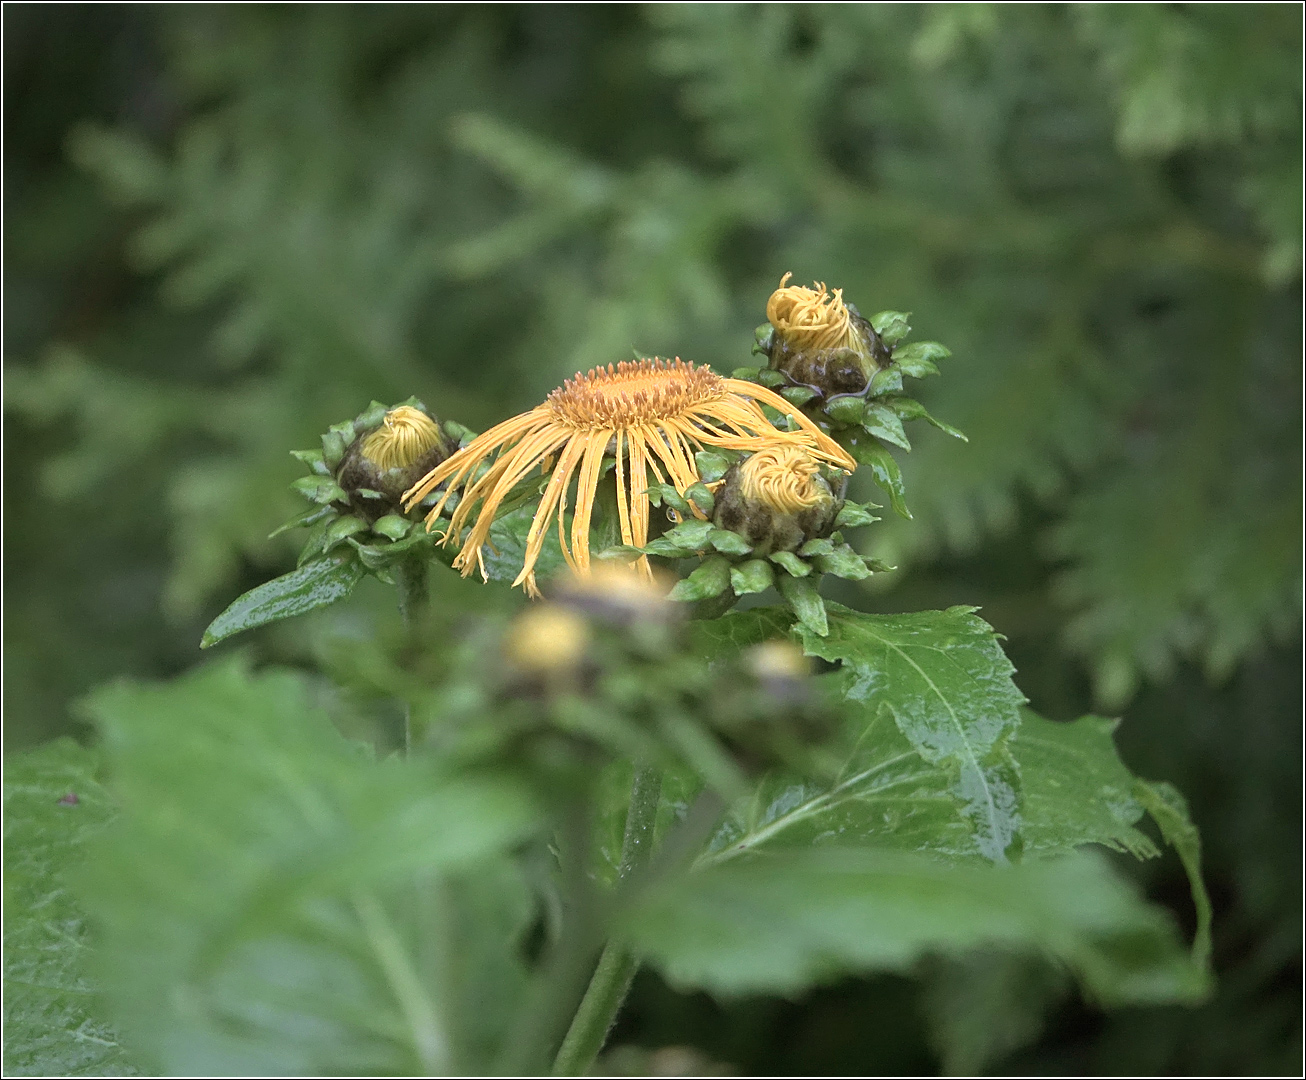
<box><xmin>4</xmin><ymin>282</ymin><xmax>1213</xmax><ymax>1076</ymax></box>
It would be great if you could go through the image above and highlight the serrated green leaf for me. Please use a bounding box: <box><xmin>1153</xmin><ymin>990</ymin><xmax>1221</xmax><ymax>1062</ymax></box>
<box><xmin>371</xmin><ymin>514</ymin><xmax>412</xmax><ymax>541</ymax></box>
<box><xmin>847</xmin><ymin>434</ymin><xmax>911</xmax><ymax>519</ymax></box>
<box><xmin>291</xmin><ymin>475</ymin><xmax>348</xmax><ymax>505</ymax></box>
<box><xmin>863</xmin><ymin>403</ymin><xmax>912</xmax><ymax>451</ymax></box>
<box><xmin>871</xmin><ymin>311</ymin><xmax>911</xmax><ymax>346</ymax></box>
<box><xmin>769</xmin><ymin>550</ymin><xmax>812</xmax><ymax>577</ymax></box>
<box><xmin>1134</xmin><ymin>781</ymin><xmax>1212</xmax><ymax>969</ymax></box>
<box><xmin>729</xmin><ymin>558</ymin><xmax>774</xmax><ymax>596</ymax></box>
<box><xmin>201</xmin><ymin>556</ymin><xmax>364</xmax><ymax>647</ymax></box>
<box><xmin>4</xmin><ymin>740</ymin><xmax>139</xmax><ymax>1077</ymax></box>
<box><xmin>868</xmin><ymin>367</ymin><xmax>904</xmax><ymax>397</ymax></box>
<box><xmin>76</xmin><ymin>658</ymin><xmax>538</xmax><ymax>1076</ymax></box>
<box><xmin>621</xmin><ymin>847</ymin><xmax>1207</xmax><ymax>1005</ymax></box>
<box><xmin>833</xmin><ymin>502</ymin><xmax>879</xmax><ymax>530</ymax></box>
<box><xmin>669</xmin><ymin>555</ymin><xmax>732</xmax><ymax>602</ymax></box>
<box><xmin>703</xmin><ymin>686</ymin><xmax>987</xmax><ymax>865</ymax></box>
<box><xmin>892</xmin><ymin>341</ymin><xmax>951</xmax><ymax>377</ymax></box>
<box><xmin>1017</xmin><ymin>711</ymin><xmax>1159</xmax><ymax>860</ymax></box>
<box><xmin>796</xmin><ymin>604</ymin><xmax>1025</xmax><ymax>862</ymax></box>
<box><xmin>776</xmin><ymin>573</ymin><xmax>827</xmax><ymax>636</ymax></box>
<box><xmin>693</xmin><ymin>451</ymin><xmax>732</xmax><ymax>483</ymax></box>
<box><xmin>814</xmin><ymin>543</ymin><xmax>872</xmax><ymax>580</ymax></box>
<box><xmin>709</xmin><ymin>528</ymin><xmax>753</xmax><ymax>556</ymax></box>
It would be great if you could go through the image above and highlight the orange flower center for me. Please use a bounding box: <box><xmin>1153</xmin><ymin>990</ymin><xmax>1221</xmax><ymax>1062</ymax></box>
<box><xmin>547</xmin><ymin>358</ymin><xmax>724</xmax><ymax>430</ymax></box>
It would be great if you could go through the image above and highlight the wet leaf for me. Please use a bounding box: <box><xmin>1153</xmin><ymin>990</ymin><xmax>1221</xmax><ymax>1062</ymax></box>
<box><xmin>291</xmin><ymin>475</ymin><xmax>348</xmax><ymax>505</ymax></box>
<box><xmin>201</xmin><ymin>555</ymin><xmax>364</xmax><ymax>647</ymax></box>
<box><xmin>796</xmin><ymin>604</ymin><xmax>1025</xmax><ymax>862</ymax></box>
<box><xmin>847</xmin><ymin>433</ymin><xmax>911</xmax><ymax>518</ymax></box>
<box><xmin>777</xmin><ymin>574</ymin><xmax>827</xmax><ymax>636</ymax></box>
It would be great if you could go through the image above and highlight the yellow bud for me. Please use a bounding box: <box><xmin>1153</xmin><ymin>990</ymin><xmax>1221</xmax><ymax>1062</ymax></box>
<box><xmin>503</xmin><ymin>605</ymin><xmax>591</xmax><ymax>673</ymax></box>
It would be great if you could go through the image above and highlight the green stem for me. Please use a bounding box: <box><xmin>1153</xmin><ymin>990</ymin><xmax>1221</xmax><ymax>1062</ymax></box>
<box><xmin>395</xmin><ymin>555</ymin><xmax>428</xmax><ymax>753</ymax></box>
<box><xmin>551</xmin><ymin>766</ymin><xmax>662</xmax><ymax>1077</ymax></box>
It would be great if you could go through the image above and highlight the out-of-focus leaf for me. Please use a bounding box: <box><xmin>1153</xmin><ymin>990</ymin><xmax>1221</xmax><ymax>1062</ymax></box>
<box><xmin>200</xmin><ymin>555</ymin><xmax>365</xmax><ymax>647</ymax></box>
<box><xmin>621</xmin><ymin>847</ymin><xmax>1209</xmax><ymax>1005</ymax></box>
<box><xmin>919</xmin><ymin>949</ymin><xmax>1068</xmax><ymax>1076</ymax></box>
<box><xmin>689</xmin><ymin>606</ymin><xmax>794</xmax><ymax>659</ymax></box>
<box><xmin>76</xmin><ymin>658</ymin><xmax>538</xmax><ymax>1076</ymax></box>
<box><xmin>3</xmin><ymin>739</ymin><xmax>138</xmax><ymax>1077</ymax></box>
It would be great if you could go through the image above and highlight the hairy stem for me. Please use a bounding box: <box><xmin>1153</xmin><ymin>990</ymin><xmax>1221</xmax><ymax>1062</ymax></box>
<box><xmin>552</xmin><ymin>766</ymin><xmax>663</xmax><ymax>1076</ymax></box>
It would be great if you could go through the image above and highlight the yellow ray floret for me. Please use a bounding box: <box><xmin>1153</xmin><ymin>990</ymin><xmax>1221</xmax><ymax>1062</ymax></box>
<box><xmin>766</xmin><ymin>271</ymin><xmax>861</xmax><ymax>354</ymax></box>
<box><xmin>403</xmin><ymin>357</ymin><xmax>854</xmax><ymax>596</ymax></box>
<box><xmin>738</xmin><ymin>445</ymin><xmax>831</xmax><ymax>514</ymax></box>
<box><xmin>360</xmin><ymin>406</ymin><xmax>443</xmax><ymax>470</ymax></box>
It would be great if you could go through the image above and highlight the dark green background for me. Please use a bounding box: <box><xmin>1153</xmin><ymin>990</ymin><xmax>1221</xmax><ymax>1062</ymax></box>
<box><xmin>5</xmin><ymin>5</ymin><xmax>1299</xmax><ymax>1075</ymax></box>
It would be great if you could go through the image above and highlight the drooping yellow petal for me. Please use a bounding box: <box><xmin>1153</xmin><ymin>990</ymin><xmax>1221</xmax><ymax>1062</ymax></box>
<box><xmin>402</xmin><ymin>357</ymin><xmax>855</xmax><ymax>596</ymax></box>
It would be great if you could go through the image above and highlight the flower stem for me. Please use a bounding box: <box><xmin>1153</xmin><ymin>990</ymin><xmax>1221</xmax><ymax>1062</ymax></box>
<box><xmin>551</xmin><ymin>765</ymin><xmax>662</xmax><ymax>1076</ymax></box>
<box><xmin>395</xmin><ymin>555</ymin><xmax>428</xmax><ymax>753</ymax></box>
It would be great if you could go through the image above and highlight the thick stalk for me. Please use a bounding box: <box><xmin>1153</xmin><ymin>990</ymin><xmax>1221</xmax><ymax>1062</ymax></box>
<box><xmin>551</xmin><ymin>766</ymin><xmax>662</xmax><ymax>1076</ymax></box>
<box><xmin>395</xmin><ymin>555</ymin><xmax>428</xmax><ymax>753</ymax></box>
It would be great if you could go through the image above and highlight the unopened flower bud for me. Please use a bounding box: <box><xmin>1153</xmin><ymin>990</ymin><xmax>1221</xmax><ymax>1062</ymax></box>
<box><xmin>763</xmin><ymin>272</ymin><xmax>890</xmax><ymax>399</ymax></box>
<box><xmin>337</xmin><ymin>405</ymin><xmax>450</xmax><ymax>520</ymax></box>
<box><xmin>713</xmin><ymin>446</ymin><xmax>842</xmax><ymax>554</ymax></box>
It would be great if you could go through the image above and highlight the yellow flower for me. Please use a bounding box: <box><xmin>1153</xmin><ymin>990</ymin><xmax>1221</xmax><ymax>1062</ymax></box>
<box><xmin>403</xmin><ymin>357</ymin><xmax>855</xmax><ymax>596</ymax></box>
<box><xmin>737</xmin><ymin>445</ymin><xmax>831</xmax><ymax>514</ymax></box>
<box><xmin>359</xmin><ymin>406</ymin><xmax>444</xmax><ymax>470</ymax></box>
<box><xmin>766</xmin><ymin>272</ymin><xmax>863</xmax><ymax>355</ymax></box>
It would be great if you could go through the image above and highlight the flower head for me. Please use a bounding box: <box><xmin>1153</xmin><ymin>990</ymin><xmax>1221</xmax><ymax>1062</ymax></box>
<box><xmin>337</xmin><ymin>403</ymin><xmax>450</xmax><ymax>520</ymax></box>
<box><xmin>763</xmin><ymin>273</ymin><xmax>888</xmax><ymax>398</ymax></box>
<box><xmin>359</xmin><ymin>406</ymin><xmax>443</xmax><ymax>471</ymax></box>
<box><xmin>737</xmin><ymin>445</ymin><xmax>831</xmax><ymax>514</ymax></box>
<box><xmin>766</xmin><ymin>272</ymin><xmax>862</xmax><ymax>354</ymax></box>
<box><xmin>713</xmin><ymin>445</ymin><xmax>841</xmax><ymax>554</ymax></box>
<box><xmin>403</xmin><ymin>357</ymin><xmax>854</xmax><ymax>596</ymax></box>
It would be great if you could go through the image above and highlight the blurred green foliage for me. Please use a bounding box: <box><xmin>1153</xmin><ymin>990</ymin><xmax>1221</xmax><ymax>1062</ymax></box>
<box><xmin>5</xmin><ymin>4</ymin><xmax>1299</xmax><ymax>1075</ymax></box>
